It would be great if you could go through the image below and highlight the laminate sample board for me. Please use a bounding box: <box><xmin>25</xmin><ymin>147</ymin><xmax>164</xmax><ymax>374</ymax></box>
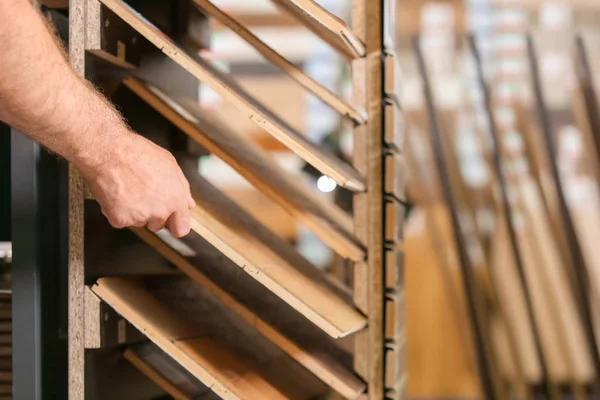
<box><xmin>190</xmin><ymin>0</ymin><xmax>365</xmax><ymax>123</ymax></box>
<box><xmin>92</xmin><ymin>277</ymin><xmax>326</xmax><ymax>400</ymax></box>
<box><xmin>182</xmin><ymin>171</ymin><xmax>366</xmax><ymax>338</ymax></box>
<box><xmin>124</xmin><ymin>342</ymin><xmax>212</xmax><ymax>400</ymax></box>
<box><xmin>99</xmin><ymin>0</ymin><xmax>365</xmax><ymax>190</ymax></box>
<box><xmin>132</xmin><ymin>227</ymin><xmax>366</xmax><ymax>399</ymax></box>
<box><xmin>270</xmin><ymin>0</ymin><xmax>366</xmax><ymax>59</ymax></box>
<box><xmin>123</xmin><ymin>77</ymin><xmax>365</xmax><ymax>261</ymax></box>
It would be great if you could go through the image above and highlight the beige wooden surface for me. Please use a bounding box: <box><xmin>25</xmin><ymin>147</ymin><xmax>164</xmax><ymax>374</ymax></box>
<box><xmin>99</xmin><ymin>0</ymin><xmax>366</xmax><ymax>190</ymax></box>
<box><xmin>123</xmin><ymin>77</ymin><xmax>364</xmax><ymax>261</ymax></box>
<box><xmin>131</xmin><ymin>227</ymin><xmax>366</xmax><ymax>400</ymax></box>
<box><xmin>405</xmin><ymin>206</ymin><xmax>481</xmax><ymax>398</ymax></box>
<box><xmin>92</xmin><ymin>278</ymin><xmax>293</xmax><ymax>400</ymax></box>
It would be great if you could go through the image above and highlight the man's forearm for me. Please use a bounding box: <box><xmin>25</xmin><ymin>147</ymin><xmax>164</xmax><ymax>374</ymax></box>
<box><xmin>0</xmin><ymin>0</ymin><xmax>131</xmax><ymax>172</ymax></box>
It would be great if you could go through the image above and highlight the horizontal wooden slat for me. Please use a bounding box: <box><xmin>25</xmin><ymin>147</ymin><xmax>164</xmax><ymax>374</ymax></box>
<box><xmin>124</xmin><ymin>343</ymin><xmax>209</xmax><ymax>400</ymax></box>
<box><xmin>270</xmin><ymin>0</ymin><xmax>365</xmax><ymax>59</ymax></box>
<box><xmin>132</xmin><ymin>228</ymin><xmax>366</xmax><ymax>399</ymax></box>
<box><xmin>384</xmin><ymin>153</ymin><xmax>406</xmax><ymax>202</ymax></box>
<box><xmin>384</xmin><ymin>102</ymin><xmax>405</xmax><ymax>152</ymax></box>
<box><xmin>0</xmin><ymin>323</ymin><xmax>10</xmax><ymax>333</ymax></box>
<box><xmin>185</xmin><ymin>173</ymin><xmax>367</xmax><ymax>338</ymax></box>
<box><xmin>87</xmin><ymin>49</ymin><xmax>136</xmax><ymax>70</ymax></box>
<box><xmin>99</xmin><ymin>0</ymin><xmax>365</xmax><ymax>190</ymax></box>
<box><xmin>191</xmin><ymin>0</ymin><xmax>365</xmax><ymax>124</ymax></box>
<box><xmin>384</xmin><ymin>52</ymin><xmax>402</xmax><ymax>105</ymax></box>
<box><xmin>123</xmin><ymin>78</ymin><xmax>365</xmax><ymax>261</ymax></box>
<box><xmin>92</xmin><ymin>278</ymin><xmax>295</xmax><ymax>400</ymax></box>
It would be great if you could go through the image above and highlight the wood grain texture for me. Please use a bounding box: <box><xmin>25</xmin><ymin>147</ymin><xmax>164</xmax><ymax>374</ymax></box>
<box><xmin>92</xmin><ymin>278</ymin><xmax>295</xmax><ymax>400</ymax></box>
<box><xmin>364</xmin><ymin>6</ymin><xmax>385</xmax><ymax>395</ymax></box>
<box><xmin>351</xmin><ymin>0</ymin><xmax>370</xmax><ymax>384</ymax></box>
<box><xmin>384</xmin><ymin>102</ymin><xmax>405</xmax><ymax>152</ymax></box>
<box><xmin>190</xmin><ymin>0</ymin><xmax>365</xmax><ymax>124</ymax></box>
<box><xmin>384</xmin><ymin>153</ymin><xmax>406</xmax><ymax>203</ymax></box>
<box><xmin>123</xmin><ymin>78</ymin><xmax>365</xmax><ymax>261</ymax></box>
<box><xmin>131</xmin><ymin>227</ymin><xmax>366</xmax><ymax>399</ymax></box>
<box><xmin>384</xmin><ymin>199</ymin><xmax>404</xmax><ymax>245</ymax></box>
<box><xmin>98</xmin><ymin>0</ymin><xmax>365</xmax><ymax>190</ymax></box>
<box><xmin>87</xmin><ymin>49</ymin><xmax>136</xmax><ymax>70</ymax></box>
<box><xmin>384</xmin><ymin>53</ymin><xmax>402</xmax><ymax>106</ymax></box>
<box><xmin>124</xmin><ymin>344</ymin><xmax>210</xmax><ymax>400</ymax></box>
<box><xmin>270</xmin><ymin>0</ymin><xmax>366</xmax><ymax>59</ymax></box>
<box><xmin>68</xmin><ymin>0</ymin><xmax>96</xmax><ymax>397</ymax></box>
<box><xmin>184</xmin><ymin>172</ymin><xmax>366</xmax><ymax>338</ymax></box>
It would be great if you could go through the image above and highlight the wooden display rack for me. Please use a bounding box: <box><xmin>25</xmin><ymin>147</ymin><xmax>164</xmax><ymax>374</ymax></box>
<box><xmin>63</xmin><ymin>0</ymin><xmax>405</xmax><ymax>399</ymax></box>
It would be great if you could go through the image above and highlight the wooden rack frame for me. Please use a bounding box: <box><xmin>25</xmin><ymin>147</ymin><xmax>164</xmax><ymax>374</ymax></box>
<box><xmin>63</xmin><ymin>0</ymin><xmax>405</xmax><ymax>399</ymax></box>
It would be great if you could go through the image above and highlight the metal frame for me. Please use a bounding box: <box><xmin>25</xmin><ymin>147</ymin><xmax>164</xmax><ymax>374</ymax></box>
<box><xmin>10</xmin><ymin>128</ymin><xmax>69</xmax><ymax>400</ymax></box>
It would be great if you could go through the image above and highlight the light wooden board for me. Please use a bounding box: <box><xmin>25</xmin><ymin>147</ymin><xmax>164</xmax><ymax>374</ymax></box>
<box><xmin>491</xmin><ymin>218</ymin><xmax>542</xmax><ymax>383</ymax></box>
<box><xmin>384</xmin><ymin>198</ymin><xmax>404</xmax><ymax>245</ymax></box>
<box><xmin>384</xmin><ymin>102</ymin><xmax>405</xmax><ymax>152</ymax></box>
<box><xmin>519</xmin><ymin>176</ymin><xmax>595</xmax><ymax>383</ymax></box>
<box><xmin>92</xmin><ymin>278</ymin><xmax>297</xmax><ymax>400</ymax></box>
<box><xmin>384</xmin><ymin>53</ymin><xmax>402</xmax><ymax>106</ymax></box>
<box><xmin>350</xmin><ymin>0</ymin><xmax>370</xmax><ymax>384</ymax></box>
<box><xmin>384</xmin><ymin>339</ymin><xmax>405</xmax><ymax>389</ymax></box>
<box><xmin>87</xmin><ymin>49</ymin><xmax>136</xmax><ymax>70</ymax></box>
<box><xmin>124</xmin><ymin>343</ymin><xmax>210</xmax><ymax>400</ymax></box>
<box><xmin>190</xmin><ymin>0</ymin><xmax>365</xmax><ymax>124</ymax></box>
<box><xmin>384</xmin><ymin>292</ymin><xmax>405</xmax><ymax>341</ymax></box>
<box><xmin>98</xmin><ymin>0</ymin><xmax>365</xmax><ymax>191</ymax></box>
<box><xmin>384</xmin><ymin>153</ymin><xmax>406</xmax><ymax>202</ymax></box>
<box><xmin>269</xmin><ymin>0</ymin><xmax>365</xmax><ymax>59</ymax></box>
<box><xmin>385</xmin><ymin>247</ymin><xmax>403</xmax><ymax>291</ymax></box>
<box><xmin>123</xmin><ymin>77</ymin><xmax>364</xmax><ymax>261</ymax></box>
<box><xmin>183</xmin><ymin>172</ymin><xmax>366</xmax><ymax>338</ymax></box>
<box><xmin>131</xmin><ymin>228</ymin><xmax>366</xmax><ymax>400</ymax></box>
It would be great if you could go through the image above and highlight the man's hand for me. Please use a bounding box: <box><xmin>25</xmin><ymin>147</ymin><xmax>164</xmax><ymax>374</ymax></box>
<box><xmin>0</xmin><ymin>0</ymin><xmax>195</xmax><ymax>237</ymax></box>
<box><xmin>81</xmin><ymin>133</ymin><xmax>195</xmax><ymax>238</ymax></box>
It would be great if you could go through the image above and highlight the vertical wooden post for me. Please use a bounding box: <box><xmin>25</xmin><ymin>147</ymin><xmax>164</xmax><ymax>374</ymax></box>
<box><xmin>68</xmin><ymin>2</ymin><xmax>102</xmax><ymax>397</ymax></box>
<box><xmin>353</xmin><ymin>1</ymin><xmax>396</xmax><ymax>399</ymax></box>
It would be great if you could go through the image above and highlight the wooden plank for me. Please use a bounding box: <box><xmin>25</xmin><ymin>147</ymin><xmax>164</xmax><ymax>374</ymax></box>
<box><xmin>384</xmin><ymin>102</ymin><xmax>405</xmax><ymax>152</ymax></box>
<box><xmin>385</xmin><ymin>292</ymin><xmax>405</xmax><ymax>341</ymax></box>
<box><xmin>98</xmin><ymin>0</ymin><xmax>365</xmax><ymax>191</ymax></box>
<box><xmin>0</xmin><ymin>323</ymin><xmax>10</xmax><ymax>333</ymax></box>
<box><xmin>384</xmin><ymin>339</ymin><xmax>406</xmax><ymax>389</ymax></box>
<box><xmin>69</xmin><ymin>0</ymin><xmax>98</xmax><ymax>397</ymax></box>
<box><xmin>87</xmin><ymin>49</ymin><xmax>136</xmax><ymax>70</ymax></box>
<box><xmin>123</xmin><ymin>78</ymin><xmax>365</xmax><ymax>261</ymax></box>
<box><xmin>124</xmin><ymin>344</ymin><xmax>209</xmax><ymax>400</ymax></box>
<box><xmin>384</xmin><ymin>53</ymin><xmax>402</xmax><ymax>106</ymax></box>
<box><xmin>190</xmin><ymin>0</ymin><xmax>365</xmax><ymax>124</ymax></box>
<box><xmin>385</xmin><ymin>247</ymin><xmax>403</xmax><ymax>291</ymax></box>
<box><xmin>184</xmin><ymin>173</ymin><xmax>366</xmax><ymax>338</ymax></box>
<box><xmin>384</xmin><ymin>198</ymin><xmax>404</xmax><ymax>245</ymax></box>
<box><xmin>92</xmin><ymin>278</ymin><xmax>295</xmax><ymax>400</ymax></box>
<box><xmin>269</xmin><ymin>0</ymin><xmax>365</xmax><ymax>59</ymax></box>
<box><xmin>132</xmin><ymin>227</ymin><xmax>366</xmax><ymax>399</ymax></box>
<box><xmin>384</xmin><ymin>153</ymin><xmax>406</xmax><ymax>202</ymax></box>
<box><xmin>365</xmin><ymin>1</ymin><xmax>385</xmax><ymax>393</ymax></box>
